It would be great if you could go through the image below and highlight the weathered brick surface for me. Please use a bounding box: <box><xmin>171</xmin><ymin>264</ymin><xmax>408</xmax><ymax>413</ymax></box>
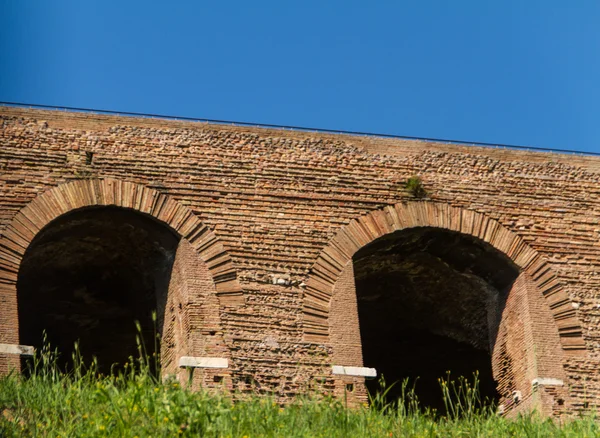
<box><xmin>329</xmin><ymin>262</ymin><xmax>367</xmax><ymax>404</ymax></box>
<box><xmin>161</xmin><ymin>239</ymin><xmax>230</xmax><ymax>389</ymax></box>
<box><xmin>2</xmin><ymin>106</ymin><xmax>600</xmax><ymax>415</ymax></box>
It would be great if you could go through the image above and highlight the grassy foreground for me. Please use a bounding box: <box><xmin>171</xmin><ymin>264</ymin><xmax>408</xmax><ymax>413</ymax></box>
<box><xmin>0</xmin><ymin>347</ymin><xmax>598</xmax><ymax>437</ymax></box>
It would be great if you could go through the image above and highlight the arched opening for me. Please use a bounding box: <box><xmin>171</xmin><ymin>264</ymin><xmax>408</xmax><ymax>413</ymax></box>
<box><xmin>353</xmin><ymin>227</ymin><xmax>519</xmax><ymax>411</ymax></box>
<box><xmin>17</xmin><ymin>206</ymin><xmax>180</xmax><ymax>373</ymax></box>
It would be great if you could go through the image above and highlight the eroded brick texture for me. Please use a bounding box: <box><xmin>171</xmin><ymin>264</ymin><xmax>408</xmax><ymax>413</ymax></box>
<box><xmin>491</xmin><ymin>273</ymin><xmax>567</xmax><ymax>416</ymax></box>
<box><xmin>1</xmin><ymin>106</ymin><xmax>600</xmax><ymax>416</ymax></box>
<box><xmin>329</xmin><ymin>262</ymin><xmax>366</xmax><ymax>404</ymax></box>
<box><xmin>161</xmin><ymin>239</ymin><xmax>229</xmax><ymax>389</ymax></box>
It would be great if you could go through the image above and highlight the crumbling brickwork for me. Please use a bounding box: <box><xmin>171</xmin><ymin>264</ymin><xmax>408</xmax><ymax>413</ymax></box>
<box><xmin>161</xmin><ymin>239</ymin><xmax>230</xmax><ymax>389</ymax></box>
<box><xmin>2</xmin><ymin>106</ymin><xmax>600</xmax><ymax>416</ymax></box>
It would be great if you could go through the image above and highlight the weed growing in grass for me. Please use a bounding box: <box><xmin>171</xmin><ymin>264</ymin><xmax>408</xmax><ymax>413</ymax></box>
<box><xmin>439</xmin><ymin>371</ymin><xmax>495</xmax><ymax>420</ymax></box>
<box><xmin>1</xmin><ymin>331</ymin><xmax>599</xmax><ymax>436</ymax></box>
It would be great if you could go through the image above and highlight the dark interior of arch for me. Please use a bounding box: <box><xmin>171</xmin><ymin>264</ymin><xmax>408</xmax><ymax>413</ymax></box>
<box><xmin>17</xmin><ymin>206</ymin><xmax>180</xmax><ymax>373</ymax></box>
<box><xmin>353</xmin><ymin>227</ymin><xmax>519</xmax><ymax>412</ymax></box>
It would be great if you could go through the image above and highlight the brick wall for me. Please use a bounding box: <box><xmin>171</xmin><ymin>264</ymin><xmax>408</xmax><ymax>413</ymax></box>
<box><xmin>161</xmin><ymin>239</ymin><xmax>229</xmax><ymax>389</ymax></box>
<box><xmin>2</xmin><ymin>106</ymin><xmax>600</xmax><ymax>415</ymax></box>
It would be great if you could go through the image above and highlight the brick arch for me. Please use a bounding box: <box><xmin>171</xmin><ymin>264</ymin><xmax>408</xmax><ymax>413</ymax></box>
<box><xmin>303</xmin><ymin>201</ymin><xmax>585</xmax><ymax>355</ymax></box>
<box><xmin>0</xmin><ymin>178</ymin><xmax>243</xmax><ymax>346</ymax></box>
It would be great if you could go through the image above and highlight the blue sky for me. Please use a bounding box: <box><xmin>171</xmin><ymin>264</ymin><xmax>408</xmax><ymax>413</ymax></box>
<box><xmin>1</xmin><ymin>1</ymin><xmax>598</xmax><ymax>152</ymax></box>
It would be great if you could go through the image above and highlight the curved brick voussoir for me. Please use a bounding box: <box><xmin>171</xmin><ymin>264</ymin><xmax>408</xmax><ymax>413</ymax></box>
<box><xmin>303</xmin><ymin>201</ymin><xmax>586</xmax><ymax>354</ymax></box>
<box><xmin>0</xmin><ymin>179</ymin><xmax>244</xmax><ymax>313</ymax></box>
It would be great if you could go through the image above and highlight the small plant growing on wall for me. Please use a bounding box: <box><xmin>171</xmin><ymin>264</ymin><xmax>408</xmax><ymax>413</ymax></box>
<box><xmin>405</xmin><ymin>176</ymin><xmax>427</xmax><ymax>198</ymax></box>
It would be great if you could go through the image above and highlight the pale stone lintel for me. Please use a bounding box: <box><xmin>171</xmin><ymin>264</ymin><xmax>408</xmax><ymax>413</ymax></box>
<box><xmin>332</xmin><ymin>365</ymin><xmax>377</xmax><ymax>378</ymax></box>
<box><xmin>0</xmin><ymin>343</ymin><xmax>34</xmax><ymax>356</ymax></box>
<box><xmin>178</xmin><ymin>356</ymin><xmax>228</xmax><ymax>369</ymax></box>
<box><xmin>532</xmin><ymin>377</ymin><xmax>564</xmax><ymax>386</ymax></box>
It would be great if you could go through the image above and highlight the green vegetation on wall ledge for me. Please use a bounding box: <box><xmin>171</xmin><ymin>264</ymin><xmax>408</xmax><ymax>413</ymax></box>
<box><xmin>405</xmin><ymin>176</ymin><xmax>427</xmax><ymax>198</ymax></box>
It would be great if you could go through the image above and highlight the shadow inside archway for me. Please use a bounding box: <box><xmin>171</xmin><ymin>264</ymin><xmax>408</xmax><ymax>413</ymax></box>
<box><xmin>354</xmin><ymin>227</ymin><xmax>519</xmax><ymax>412</ymax></box>
<box><xmin>17</xmin><ymin>206</ymin><xmax>180</xmax><ymax>374</ymax></box>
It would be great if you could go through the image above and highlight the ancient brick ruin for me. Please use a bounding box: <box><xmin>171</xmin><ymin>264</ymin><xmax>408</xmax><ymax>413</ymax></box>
<box><xmin>1</xmin><ymin>105</ymin><xmax>599</xmax><ymax>417</ymax></box>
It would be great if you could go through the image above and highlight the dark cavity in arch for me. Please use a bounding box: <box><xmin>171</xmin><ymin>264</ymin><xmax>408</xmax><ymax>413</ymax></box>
<box><xmin>17</xmin><ymin>206</ymin><xmax>180</xmax><ymax>373</ymax></box>
<box><xmin>353</xmin><ymin>227</ymin><xmax>519</xmax><ymax>411</ymax></box>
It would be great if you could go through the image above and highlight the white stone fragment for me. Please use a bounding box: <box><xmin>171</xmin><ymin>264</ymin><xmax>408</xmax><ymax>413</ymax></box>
<box><xmin>178</xmin><ymin>356</ymin><xmax>228</xmax><ymax>369</ymax></box>
<box><xmin>332</xmin><ymin>365</ymin><xmax>377</xmax><ymax>378</ymax></box>
<box><xmin>0</xmin><ymin>344</ymin><xmax>34</xmax><ymax>356</ymax></box>
<box><xmin>512</xmin><ymin>391</ymin><xmax>522</xmax><ymax>403</ymax></box>
<box><xmin>532</xmin><ymin>377</ymin><xmax>564</xmax><ymax>386</ymax></box>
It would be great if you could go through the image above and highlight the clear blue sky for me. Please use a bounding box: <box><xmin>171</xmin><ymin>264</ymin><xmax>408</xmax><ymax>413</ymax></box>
<box><xmin>1</xmin><ymin>1</ymin><xmax>598</xmax><ymax>152</ymax></box>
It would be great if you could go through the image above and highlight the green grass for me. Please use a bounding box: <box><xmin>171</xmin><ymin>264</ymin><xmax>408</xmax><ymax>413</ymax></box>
<box><xmin>1</xmin><ymin>343</ymin><xmax>598</xmax><ymax>437</ymax></box>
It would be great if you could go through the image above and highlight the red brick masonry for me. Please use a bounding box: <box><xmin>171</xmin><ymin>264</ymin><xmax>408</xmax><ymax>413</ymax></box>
<box><xmin>1</xmin><ymin>106</ymin><xmax>600</xmax><ymax>416</ymax></box>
